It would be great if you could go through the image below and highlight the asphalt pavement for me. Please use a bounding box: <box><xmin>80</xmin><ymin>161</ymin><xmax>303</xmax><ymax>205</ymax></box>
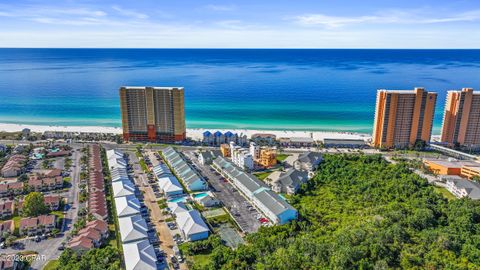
<box><xmin>183</xmin><ymin>151</ymin><xmax>262</xmax><ymax>234</ymax></box>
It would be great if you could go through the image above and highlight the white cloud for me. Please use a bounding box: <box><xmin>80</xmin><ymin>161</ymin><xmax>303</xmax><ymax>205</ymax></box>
<box><xmin>293</xmin><ymin>9</ymin><xmax>480</xmax><ymax>28</ymax></box>
<box><xmin>205</xmin><ymin>4</ymin><xmax>236</xmax><ymax>12</ymax></box>
<box><xmin>112</xmin><ymin>6</ymin><xmax>149</xmax><ymax>19</ymax></box>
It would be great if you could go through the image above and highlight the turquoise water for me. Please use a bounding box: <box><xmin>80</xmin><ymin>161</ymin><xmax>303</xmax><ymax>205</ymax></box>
<box><xmin>193</xmin><ymin>192</ymin><xmax>209</xmax><ymax>199</ymax></box>
<box><xmin>1</xmin><ymin>49</ymin><xmax>480</xmax><ymax>134</ymax></box>
<box><xmin>168</xmin><ymin>196</ymin><xmax>187</xmax><ymax>203</ymax></box>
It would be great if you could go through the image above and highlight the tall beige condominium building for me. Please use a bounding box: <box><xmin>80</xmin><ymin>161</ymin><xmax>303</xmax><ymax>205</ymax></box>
<box><xmin>441</xmin><ymin>88</ymin><xmax>480</xmax><ymax>148</ymax></box>
<box><xmin>372</xmin><ymin>87</ymin><xmax>437</xmax><ymax>149</ymax></box>
<box><xmin>119</xmin><ymin>86</ymin><xmax>186</xmax><ymax>143</ymax></box>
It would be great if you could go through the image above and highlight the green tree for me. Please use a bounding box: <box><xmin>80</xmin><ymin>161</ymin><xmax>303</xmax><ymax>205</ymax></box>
<box><xmin>22</xmin><ymin>192</ymin><xmax>48</xmax><ymax>217</ymax></box>
<box><xmin>196</xmin><ymin>154</ymin><xmax>480</xmax><ymax>270</ymax></box>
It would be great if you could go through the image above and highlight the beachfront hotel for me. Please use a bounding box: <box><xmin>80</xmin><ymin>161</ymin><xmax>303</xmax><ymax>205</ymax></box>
<box><xmin>372</xmin><ymin>87</ymin><xmax>437</xmax><ymax>149</ymax></box>
<box><xmin>440</xmin><ymin>88</ymin><xmax>480</xmax><ymax>149</ymax></box>
<box><xmin>119</xmin><ymin>86</ymin><xmax>186</xmax><ymax>143</ymax></box>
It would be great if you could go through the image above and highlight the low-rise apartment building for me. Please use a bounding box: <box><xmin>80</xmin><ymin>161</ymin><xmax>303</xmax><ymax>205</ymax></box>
<box><xmin>423</xmin><ymin>159</ymin><xmax>480</xmax><ymax>179</ymax></box>
<box><xmin>68</xmin><ymin>219</ymin><xmax>109</xmax><ymax>254</ymax></box>
<box><xmin>230</xmin><ymin>142</ymin><xmax>254</xmax><ymax>170</ymax></box>
<box><xmin>212</xmin><ymin>156</ymin><xmax>297</xmax><ymax>225</ymax></box>
<box><xmin>0</xmin><ymin>220</ymin><xmax>15</xmax><ymax>236</ymax></box>
<box><xmin>162</xmin><ymin>147</ymin><xmax>207</xmax><ymax>191</ymax></box>
<box><xmin>0</xmin><ymin>201</ymin><xmax>14</xmax><ymax>218</ymax></box>
<box><xmin>1</xmin><ymin>155</ymin><xmax>27</xmax><ymax>177</ymax></box>
<box><xmin>446</xmin><ymin>177</ymin><xmax>480</xmax><ymax>199</ymax></box>
<box><xmin>19</xmin><ymin>215</ymin><xmax>56</xmax><ymax>236</ymax></box>
<box><xmin>266</xmin><ymin>169</ymin><xmax>309</xmax><ymax>194</ymax></box>
<box><xmin>0</xmin><ymin>182</ymin><xmax>25</xmax><ymax>198</ymax></box>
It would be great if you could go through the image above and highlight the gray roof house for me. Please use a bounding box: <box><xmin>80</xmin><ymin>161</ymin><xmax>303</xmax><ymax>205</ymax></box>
<box><xmin>118</xmin><ymin>214</ymin><xmax>149</xmax><ymax>243</ymax></box>
<box><xmin>293</xmin><ymin>152</ymin><xmax>323</xmax><ymax>172</ymax></box>
<box><xmin>252</xmin><ymin>189</ymin><xmax>298</xmax><ymax>225</ymax></box>
<box><xmin>198</xmin><ymin>150</ymin><xmax>221</xmax><ymax>165</ymax></box>
<box><xmin>122</xmin><ymin>239</ymin><xmax>157</xmax><ymax>270</ymax></box>
<box><xmin>446</xmin><ymin>177</ymin><xmax>480</xmax><ymax>200</ymax></box>
<box><xmin>266</xmin><ymin>169</ymin><xmax>309</xmax><ymax>194</ymax></box>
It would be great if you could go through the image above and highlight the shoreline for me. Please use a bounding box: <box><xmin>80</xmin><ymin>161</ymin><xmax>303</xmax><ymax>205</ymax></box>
<box><xmin>0</xmin><ymin>123</ymin><xmax>373</xmax><ymax>141</ymax></box>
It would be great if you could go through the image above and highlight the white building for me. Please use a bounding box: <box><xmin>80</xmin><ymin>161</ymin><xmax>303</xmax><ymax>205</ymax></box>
<box><xmin>115</xmin><ymin>195</ymin><xmax>141</xmax><ymax>218</ymax></box>
<box><xmin>167</xmin><ymin>201</ymin><xmax>189</xmax><ymax>215</ymax></box>
<box><xmin>249</xmin><ymin>142</ymin><xmax>261</xmax><ymax>160</ymax></box>
<box><xmin>118</xmin><ymin>215</ymin><xmax>149</xmax><ymax>244</ymax></box>
<box><xmin>106</xmin><ymin>149</ymin><xmax>127</xmax><ymax>169</ymax></box>
<box><xmin>157</xmin><ymin>176</ymin><xmax>184</xmax><ymax>197</ymax></box>
<box><xmin>192</xmin><ymin>192</ymin><xmax>221</xmax><ymax>207</ymax></box>
<box><xmin>230</xmin><ymin>142</ymin><xmax>254</xmax><ymax>170</ymax></box>
<box><xmin>266</xmin><ymin>169</ymin><xmax>309</xmax><ymax>194</ymax></box>
<box><xmin>176</xmin><ymin>210</ymin><xmax>210</xmax><ymax>242</ymax></box>
<box><xmin>153</xmin><ymin>164</ymin><xmax>184</xmax><ymax>196</ymax></box>
<box><xmin>446</xmin><ymin>177</ymin><xmax>480</xmax><ymax>199</ymax></box>
<box><xmin>122</xmin><ymin>239</ymin><xmax>157</xmax><ymax>270</ymax></box>
<box><xmin>112</xmin><ymin>180</ymin><xmax>136</xmax><ymax>198</ymax></box>
<box><xmin>110</xmin><ymin>167</ymin><xmax>129</xmax><ymax>182</ymax></box>
<box><xmin>198</xmin><ymin>150</ymin><xmax>220</xmax><ymax>165</ymax></box>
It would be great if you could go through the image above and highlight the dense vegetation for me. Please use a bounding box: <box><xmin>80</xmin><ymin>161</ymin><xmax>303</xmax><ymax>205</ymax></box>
<box><xmin>22</xmin><ymin>192</ymin><xmax>48</xmax><ymax>217</ymax></box>
<box><xmin>192</xmin><ymin>154</ymin><xmax>480</xmax><ymax>270</ymax></box>
<box><xmin>57</xmin><ymin>246</ymin><xmax>121</xmax><ymax>270</ymax></box>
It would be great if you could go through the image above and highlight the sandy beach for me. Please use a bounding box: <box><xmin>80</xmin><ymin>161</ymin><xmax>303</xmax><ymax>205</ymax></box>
<box><xmin>186</xmin><ymin>128</ymin><xmax>371</xmax><ymax>141</ymax></box>
<box><xmin>0</xmin><ymin>122</ymin><xmax>372</xmax><ymax>142</ymax></box>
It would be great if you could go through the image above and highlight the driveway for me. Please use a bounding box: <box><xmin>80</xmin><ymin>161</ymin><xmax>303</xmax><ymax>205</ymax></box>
<box><xmin>129</xmin><ymin>150</ymin><xmax>185</xmax><ymax>270</ymax></box>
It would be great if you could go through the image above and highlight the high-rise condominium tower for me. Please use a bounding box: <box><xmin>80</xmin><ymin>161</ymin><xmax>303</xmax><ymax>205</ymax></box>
<box><xmin>372</xmin><ymin>87</ymin><xmax>437</xmax><ymax>148</ymax></box>
<box><xmin>119</xmin><ymin>86</ymin><xmax>186</xmax><ymax>143</ymax></box>
<box><xmin>441</xmin><ymin>88</ymin><xmax>480</xmax><ymax>149</ymax></box>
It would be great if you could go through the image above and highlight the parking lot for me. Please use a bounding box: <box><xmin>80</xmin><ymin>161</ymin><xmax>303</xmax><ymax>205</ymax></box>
<box><xmin>183</xmin><ymin>151</ymin><xmax>262</xmax><ymax>233</ymax></box>
<box><xmin>130</xmin><ymin>149</ymin><xmax>188</xmax><ymax>270</ymax></box>
<box><xmin>119</xmin><ymin>152</ymin><xmax>167</xmax><ymax>269</ymax></box>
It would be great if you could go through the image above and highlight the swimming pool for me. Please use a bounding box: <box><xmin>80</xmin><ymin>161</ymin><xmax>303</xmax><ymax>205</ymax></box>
<box><xmin>192</xmin><ymin>192</ymin><xmax>209</xmax><ymax>199</ymax></box>
<box><xmin>168</xmin><ymin>196</ymin><xmax>187</xmax><ymax>203</ymax></box>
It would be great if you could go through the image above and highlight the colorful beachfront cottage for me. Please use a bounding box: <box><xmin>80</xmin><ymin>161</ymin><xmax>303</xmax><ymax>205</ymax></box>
<box><xmin>202</xmin><ymin>130</ymin><xmax>248</xmax><ymax>146</ymax></box>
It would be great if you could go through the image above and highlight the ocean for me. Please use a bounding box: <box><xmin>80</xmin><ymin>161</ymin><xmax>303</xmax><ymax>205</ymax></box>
<box><xmin>0</xmin><ymin>49</ymin><xmax>479</xmax><ymax>134</ymax></box>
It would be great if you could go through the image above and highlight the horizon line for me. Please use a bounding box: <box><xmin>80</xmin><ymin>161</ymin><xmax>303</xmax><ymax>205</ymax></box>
<box><xmin>1</xmin><ymin>47</ymin><xmax>480</xmax><ymax>50</ymax></box>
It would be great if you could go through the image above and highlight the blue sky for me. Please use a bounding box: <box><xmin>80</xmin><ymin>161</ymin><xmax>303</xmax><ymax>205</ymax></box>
<box><xmin>0</xmin><ymin>0</ymin><xmax>479</xmax><ymax>48</ymax></box>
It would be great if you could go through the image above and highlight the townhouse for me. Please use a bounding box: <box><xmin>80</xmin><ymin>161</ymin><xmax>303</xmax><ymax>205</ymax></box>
<box><xmin>19</xmin><ymin>215</ymin><xmax>56</xmax><ymax>236</ymax></box>
<box><xmin>0</xmin><ymin>201</ymin><xmax>14</xmax><ymax>218</ymax></box>
<box><xmin>1</xmin><ymin>155</ymin><xmax>27</xmax><ymax>178</ymax></box>
<box><xmin>68</xmin><ymin>219</ymin><xmax>109</xmax><ymax>254</ymax></box>
<box><xmin>88</xmin><ymin>145</ymin><xmax>108</xmax><ymax>221</ymax></box>
<box><xmin>162</xmin><ymin>147</ymin><xmax>207</xmax><ymax>191</ymax></box>
<box><xmin>213</xmin><ymin>156</ymin><xmax>297</xmax><ymax>225</ymax></box>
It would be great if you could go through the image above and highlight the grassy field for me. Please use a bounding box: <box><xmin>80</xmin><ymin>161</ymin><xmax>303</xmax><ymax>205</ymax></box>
<box><xmin>179</xmin><ymin>243</ymin><xmax>212</xmax><ymax>269</ymax></box>
<box><xmin>434</xmin><ymin>186</ymin><xmax>457</xmax><ymax>201</ymax></box>
<box><xmin>43</xmin><ymin>259</ymin><xmax>59</xmax><ymax>270</ymax></box>
<box><xmin>276</xmin><ymin>153</ymin><xmax>290</xmax><ymax>162</ymax></box>
<box><xmin>254</xmin><ymin>171</ymin><xmax>271</xmax><ymax>180</ymax></box>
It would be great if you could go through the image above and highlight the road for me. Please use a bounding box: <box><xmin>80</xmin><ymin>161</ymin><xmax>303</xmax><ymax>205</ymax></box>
<box><xmin>15</xmin><ymin>147</ymin><xmax>82</xmax><ymax>269</ymax></box>
<box><xmin>129</xmin><ymin>150</ymin><xmax>186</xmax><ymax>270</ymax></box>
<box><xmin>183</xmin><ymin>151</ymin><xmax>262</xmax><ymax>233</ymax></box>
